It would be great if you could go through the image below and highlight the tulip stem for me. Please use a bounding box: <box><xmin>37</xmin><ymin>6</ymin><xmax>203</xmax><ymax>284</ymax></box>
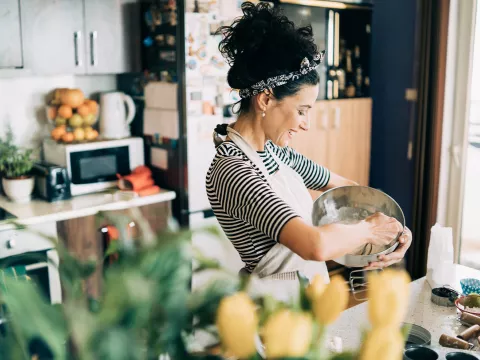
<box><xmin>309</xmin><ymin>323</ymin><xmax>328</xmax><ymax>360</ymax></box>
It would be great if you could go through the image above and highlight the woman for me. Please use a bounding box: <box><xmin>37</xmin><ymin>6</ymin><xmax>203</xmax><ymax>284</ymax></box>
<box><xmin>206</xmin><ymin>2</ymin><xmax>412</xmax><ymax>290</ymax></box>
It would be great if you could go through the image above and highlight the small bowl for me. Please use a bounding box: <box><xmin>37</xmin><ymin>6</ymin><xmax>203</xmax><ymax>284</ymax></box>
<box><xmin>455</xmin><ymin>296</ymin><xmax>480</xmax><ymax>317</ymax></box>
<box><xmin>460</xmin><ymin>278</ymin><xmax>480</xmax><ymax>295</ymax></box>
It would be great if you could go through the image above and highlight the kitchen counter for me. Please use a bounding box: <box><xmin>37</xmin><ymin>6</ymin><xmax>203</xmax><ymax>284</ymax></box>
<box><xmin>0</xmin><ymin>190</ymin><xmax>176</xmax><ymax>231</ymax></box>
<box><xmin>328</xmin><ymin>264</ymin><xmax>480</xmax><ymax>353</ymax></box>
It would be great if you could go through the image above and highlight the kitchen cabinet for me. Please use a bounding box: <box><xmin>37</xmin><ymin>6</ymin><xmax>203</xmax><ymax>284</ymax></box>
<box><xmin>0</xmin><ymin>0</ymin><xmax>23</xmax><ymax>68</ymax></box>
<box><xmin>327</xmin><ymin>98</ymin><xmax>372</xmax><ymax>186</ymax></box>
<box><xmin>83</xmin><ymin>0</ymin><xmax>129</xmax><ymax>74</ymax></box>
<box><xmin>20</xmin><ymin>0</ymin><xmax>136</xmax><ymax>75</ymax></box>
<box><xmin>290</xmin><ymin>98</ymin><xmax>372</xmax><ymax>192</ymax></box>
<box><xmin>57</xmin><ymin>200</ymin><xmax>172</xmax><ymax>299</ymax></box>
<box><xmin>21</xmin><ymin>0</ymin><xmax>86</xmax><ymax>75</ymax></box>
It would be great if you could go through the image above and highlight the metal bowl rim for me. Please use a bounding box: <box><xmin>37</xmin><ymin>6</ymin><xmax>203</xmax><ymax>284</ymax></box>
<box><xmin>312</xmin><ymin>185</ymin><xmax>406</xmax><ymax>228</ymax></box>
<box><xmin>313</xmin><ymin>186</ymin><xmax>406</xmax><ymax>265</ymax></box>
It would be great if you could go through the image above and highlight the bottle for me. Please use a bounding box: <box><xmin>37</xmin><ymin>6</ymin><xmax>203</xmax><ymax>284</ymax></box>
<box><xmin>345</xmin><ymin>50</ymin><xmax>356</xmax><ymax>98</ymax></box>
<box><xmin>336</xmin><ymin>39</ymin><xmax>346</xmax><ymax>98</ymax></box>
<box><xmin>354</xmin><ymin>45</ymin><xmax>363</xmax><ymax>97</ymax></box>
<box><xmin>364</xmin><ymin>76</ymin><xmax>370</xmax><ymax>97</ymax></box>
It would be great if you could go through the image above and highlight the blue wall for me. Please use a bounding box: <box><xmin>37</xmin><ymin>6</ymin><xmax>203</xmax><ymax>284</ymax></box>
<box><xmin>369</xmin><ymin>0</ymin><xmax>419</xmax><ymax>228</ymax></box>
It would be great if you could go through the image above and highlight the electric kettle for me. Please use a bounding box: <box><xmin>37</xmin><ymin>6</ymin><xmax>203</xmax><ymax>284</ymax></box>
<box><xmin>100</xmin><ymin>92</ymin><xmax>136</xmax><ymax>139</ymax></box>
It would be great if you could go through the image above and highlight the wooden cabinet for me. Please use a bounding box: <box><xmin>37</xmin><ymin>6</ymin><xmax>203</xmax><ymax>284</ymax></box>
<box><xmin>57</xmin><ymin>201</ymin><xmax>172</xmax><ymax>299</ymax></box>
<box><xmin>0</xmin><ymin>0</ymin><xmax>23</xmax><ymax>68</ymax></box>
<box><xmin>20</xmin><ymin>0</ymin><xmax>136</xmax><ymax>75</ymax></box>
<box><xmin>327</xmin><ymin>98</ymin><xmax>372</xmax><ymax>186</ymax></box>
<box><xmin>290</xmin><ymin>98</ymin><xmax>372</xmax><ymax>190</ymax></box>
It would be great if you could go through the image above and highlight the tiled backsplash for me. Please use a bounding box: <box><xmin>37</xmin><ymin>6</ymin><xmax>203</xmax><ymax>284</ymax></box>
<box><xmin>0</xmin><ymin>75</ymin><xmax>116</xmax><ymax>149</ymax></box>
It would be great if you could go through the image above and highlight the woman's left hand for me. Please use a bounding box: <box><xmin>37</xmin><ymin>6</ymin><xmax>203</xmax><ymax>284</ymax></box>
<box><xmin>363</xmin><ymin>227</ymin><xmax>412</xmax><ymax>270</ymax></box>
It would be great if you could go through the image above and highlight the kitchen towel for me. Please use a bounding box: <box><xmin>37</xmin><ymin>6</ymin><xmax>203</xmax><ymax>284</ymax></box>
<box><xmin>426</xmin><ymin>223</ymin><xmax>455</xmax><ymax>289</ymax></box>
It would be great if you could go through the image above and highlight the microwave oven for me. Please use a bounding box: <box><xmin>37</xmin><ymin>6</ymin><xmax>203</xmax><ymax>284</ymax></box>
<box><xmin>43</xmin><ymin>137</ymin><xmax>145</xmax><ymax>196</ymax></box>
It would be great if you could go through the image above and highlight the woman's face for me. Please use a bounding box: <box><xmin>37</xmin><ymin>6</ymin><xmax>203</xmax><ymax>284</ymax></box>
<box><xmin>263</xmin><ymin>84</ymin><xmax>319</xmax><ymax>147</ymax></box>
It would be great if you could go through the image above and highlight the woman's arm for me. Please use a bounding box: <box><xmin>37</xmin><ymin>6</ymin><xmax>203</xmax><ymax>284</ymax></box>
<box><xmin>278</xmin><ymin>213</ymin><xmax>403</xmax><ymax>262</ymax></box>
<box><xmin>324</xmin><ymin>171</ymin><xmax>359</xmax><ymax>190</ymax></box>
<box><xmin>209</xmin><ymin>151</ymin><xmax>402</xmax><ymax>263</ymax></box>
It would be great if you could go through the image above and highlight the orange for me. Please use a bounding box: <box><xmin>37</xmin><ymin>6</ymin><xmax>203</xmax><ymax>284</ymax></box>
<box><xmin>58</xmin><ymin>105</ymin><xmax>73</xmax><ymax>119</ymax></box>
<box><xmin>77</xmin><ymin>104</ymin><xmax>90</xmax><ymax>117</ymax></box>
<box><xmin>62</xmin><ymin>132</ymin><xmax>74</xmax><ymax>143</ymax></box>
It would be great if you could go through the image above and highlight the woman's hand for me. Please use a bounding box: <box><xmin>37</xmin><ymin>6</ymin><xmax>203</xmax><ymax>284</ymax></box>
<box><xmin>363</xmin><ymin>212</ymin><xmax>404</xmax><ymax>247</ymax></box>
<box><xmin>364</xmin><ymin>227</ymin><xmax>413</xmax><ymax>270</ymax></box>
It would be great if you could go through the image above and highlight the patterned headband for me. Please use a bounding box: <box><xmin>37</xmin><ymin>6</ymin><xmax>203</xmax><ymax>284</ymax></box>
<box><xmin>238</xmin><ymin>50</ymin><xmax>325</xmax><ymax>99</ymax></box>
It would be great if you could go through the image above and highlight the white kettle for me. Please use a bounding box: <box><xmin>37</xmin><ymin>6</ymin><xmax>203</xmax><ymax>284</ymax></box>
<box><xmin>100</xmin><ymin>92</ymin><xmax>136</xmax><ymax>139</ymax></box>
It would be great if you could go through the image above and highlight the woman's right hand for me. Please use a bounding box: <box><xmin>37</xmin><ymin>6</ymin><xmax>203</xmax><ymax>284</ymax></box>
<box><xmin>362</xmin><ymin>212</ymin><xmax>403</xmax><ymax>246</ymax></box>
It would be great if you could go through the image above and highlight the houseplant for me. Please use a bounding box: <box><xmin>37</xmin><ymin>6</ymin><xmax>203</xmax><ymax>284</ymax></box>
<box><xmin>0</xmin><ymin>208</ymin><xmax>412</xmax><ymax>360</ymax></box>
<box><xmin>0</xmin><ymin>126</ymin><xmax>35</xmax><ymax>203</ymax></box>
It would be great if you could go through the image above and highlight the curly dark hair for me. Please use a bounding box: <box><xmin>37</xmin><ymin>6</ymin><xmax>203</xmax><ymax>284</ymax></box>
<box><xmin>216</xmin><ymin>1</ymin><xmax>320</xmax><ymax>114</ymax></box>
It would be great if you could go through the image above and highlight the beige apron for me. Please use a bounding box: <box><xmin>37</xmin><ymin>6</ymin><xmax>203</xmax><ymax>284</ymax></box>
<box><xmin>227</xmin><ymin>127</ymin><xmax>329</xmax><ymax>302</ymax></box>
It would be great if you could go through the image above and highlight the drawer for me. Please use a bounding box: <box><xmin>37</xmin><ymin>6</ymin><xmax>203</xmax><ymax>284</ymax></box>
<box><xmin>0</xmin><ymin>222</ymin><xmax>57</xmax><ymax>259</ymax></box>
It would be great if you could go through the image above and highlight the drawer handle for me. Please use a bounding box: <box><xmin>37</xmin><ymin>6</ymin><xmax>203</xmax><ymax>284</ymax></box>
<box><xmin>5</xmin><ymin>239</ymin><xmax>15</xmax><ymax>249</ymax></box>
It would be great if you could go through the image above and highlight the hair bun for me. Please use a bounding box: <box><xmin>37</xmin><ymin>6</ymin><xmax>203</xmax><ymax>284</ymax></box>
<box><xmin>217</xmin><ymin>2</ymin><xmax>318</xmax><ymax>90</ymax></box>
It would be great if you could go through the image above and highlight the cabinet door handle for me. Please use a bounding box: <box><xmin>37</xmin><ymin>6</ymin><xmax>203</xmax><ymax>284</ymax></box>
<box><xmin>333</xmin><ymin>107</ymin><xmax>341</xmax><ymax>129</ymax></box>
<box><xmin>90</xmin><ymin>31</ymin><xmax>98</xmax><ymax>66</ymax></box>
<box><xmin>317</xmin><ymin>109</ymin><xmax>329</xmax><ymax>130</ymax></box>
<box><xmin>74</xmin><ymin>31</ymin><xmax>82</xmax><ymax>67</ymax></box>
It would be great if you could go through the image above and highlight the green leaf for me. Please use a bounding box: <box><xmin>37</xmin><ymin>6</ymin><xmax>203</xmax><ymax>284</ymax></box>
<box><xmin>297</xmin><ymin>271</ymin><xmax>312</xmax><ymax>312</ymax></box>
<box><xmin>401</xmin><ymin>323</ymin><xmax>412</xmax><ymax>345</ymax></box>
<box><xmin>89</xmin><ymin>328</ymin><xmax>144</xmax><ymax>360</ymax></box>
<box><xmin>0</xmin><ymin>278</ymin><xmax>67</xmax><ymax>359</ymax></box>
<box><xmin>104</xmin><ymin>240</ymin><xmax>120</xmax><ymax>259</ymax></box>
<box><xmin>329</xmin><ymin>352</ymin><xmax>357</xmax><ymax>360</ymax></box>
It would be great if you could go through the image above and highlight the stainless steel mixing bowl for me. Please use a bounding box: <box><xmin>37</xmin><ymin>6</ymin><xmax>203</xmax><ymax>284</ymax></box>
<box><xmin>312</xmin><ymin>186</ymin><xmax>405</xmax><ymax>267</ymax></box>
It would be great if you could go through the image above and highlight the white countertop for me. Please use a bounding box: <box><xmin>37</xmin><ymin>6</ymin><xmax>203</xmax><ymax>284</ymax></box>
<box><xmin>0</xmin><ymin>190</ymin><xmax>176</xmax><ymax>230</ymax></box>
<box><xmin>328</xmin><ymin>264</ymin><xmax>480</xmax><ymax>353</ymax></box>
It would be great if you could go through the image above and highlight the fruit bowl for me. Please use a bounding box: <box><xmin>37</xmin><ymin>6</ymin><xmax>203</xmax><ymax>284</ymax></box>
<box><xmin>46</xmin><ymin>88</ymin><xmax>100</xmax><ymax>143</ymax></box>
<box><xmin>455</xmin><ymin>294</ymin><xmax>480</xmax><ymax>317</ymax></box>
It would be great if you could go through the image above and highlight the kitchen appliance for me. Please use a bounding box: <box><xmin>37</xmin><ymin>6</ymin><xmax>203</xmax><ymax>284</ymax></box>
<box><xmin>43</xmin><ymin>137</ymin><xmax>145</xmax><ymax>196</ymax></box>
<box><xmin>99</xmin><ymin>92</ymin><xmax>136</xmax><ymax>139</ymax></box>
<box><xmin>266</xmin><ymin>0</ymin><xmax>373</xmax><ymax>100</ymax></box>
<box><xmin>0</xmin><ymin>222</ymin><xmax>61</xmax><ymax>304</ymax></box>
<box><xmin>312</xmin><ymin>185</ymin><xmax>405</xmax><ymax>267</ymax></box>
<box><xmin>32</xmin><ymin>161</ymin><xmax>71</xmax><ymax>202</ymax></box>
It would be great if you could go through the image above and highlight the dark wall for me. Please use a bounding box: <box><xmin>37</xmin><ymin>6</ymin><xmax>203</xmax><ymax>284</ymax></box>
<box><xmin>369</xmin><ymin>0</ymin><xmax>420</xmax><ymax>228</ymax></box>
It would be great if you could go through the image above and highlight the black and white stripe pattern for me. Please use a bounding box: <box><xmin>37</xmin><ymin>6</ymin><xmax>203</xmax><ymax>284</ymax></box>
<box><xmin>205</xmin><ymin>140</ymin><xmax>330</xmax><ymax>272</ymax></box>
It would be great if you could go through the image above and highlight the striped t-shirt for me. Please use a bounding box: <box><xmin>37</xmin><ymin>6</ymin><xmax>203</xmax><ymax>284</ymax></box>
<box><xmin>205</xmin><ymin>140</ymin><xmax>331</xmax><ymax>272</ymax></box>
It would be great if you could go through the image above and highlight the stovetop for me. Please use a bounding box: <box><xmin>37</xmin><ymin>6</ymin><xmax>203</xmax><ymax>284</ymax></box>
<box><xmin>0</xmin><ymin>208</ymin><xmax>16</xmax><ymax>221</ymax></box>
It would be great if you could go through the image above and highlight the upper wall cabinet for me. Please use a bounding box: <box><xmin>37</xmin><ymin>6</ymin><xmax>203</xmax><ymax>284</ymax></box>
<box><xmin>20</xmin><ymin>0</ymin><xmax>138</xmax><ymax>75</ymax></box>
<box><xmin>0</xmin><ymin>0</ymin><xmax>23</xmax><ymax>69</ymax></box>
<box><xmin>21</xmin><ymin>0</ymin><xmax>85</xmax><ymax>75</ymax></box>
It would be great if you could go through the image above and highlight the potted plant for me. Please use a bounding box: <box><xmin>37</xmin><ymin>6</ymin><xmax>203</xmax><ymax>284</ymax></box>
<box><xmin>0</xmin><ymin>209</ymin><xmax>412</xmax><ymax>360</ymax></box>
<box><xmin>0</xmin><ymin>127</ymin><xmax>35</xmax><ymax>203</ymax></box>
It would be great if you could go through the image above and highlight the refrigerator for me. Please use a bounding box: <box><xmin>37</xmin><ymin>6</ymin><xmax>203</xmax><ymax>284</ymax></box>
<box><xmin>118</xmin><ymin>0</ymin><xmax>245</xmax><ymax>280</ymax></box>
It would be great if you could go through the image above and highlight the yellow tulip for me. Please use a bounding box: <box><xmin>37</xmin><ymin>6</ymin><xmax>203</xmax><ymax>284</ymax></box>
<box><xmin>359</xmin><ymin>327</ymin><xmax>404</xmax><ymax>360</ymax></box>
<box><xmin>311</xmin><ymin>275</ymin><xmax>349</xmax><ymax>325</ymax></box>
<box><xmin>262</xmin><ymin>309</ymin><xmax>313</xmax><ymax>358</ymax></box>
<box><xmin>306</xmin><ymin>274</ymin><xmax>326</xmax><ymax>300</ymax></box>
<box><xmin>216</xmin><ymin>292</ymin><xmax>258</xmax><ymax>359</ymax></box>
<box><xmin>368</xmin><ymin>269</ymin><xmax>411</xmax><ymax>328</ymax></box>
